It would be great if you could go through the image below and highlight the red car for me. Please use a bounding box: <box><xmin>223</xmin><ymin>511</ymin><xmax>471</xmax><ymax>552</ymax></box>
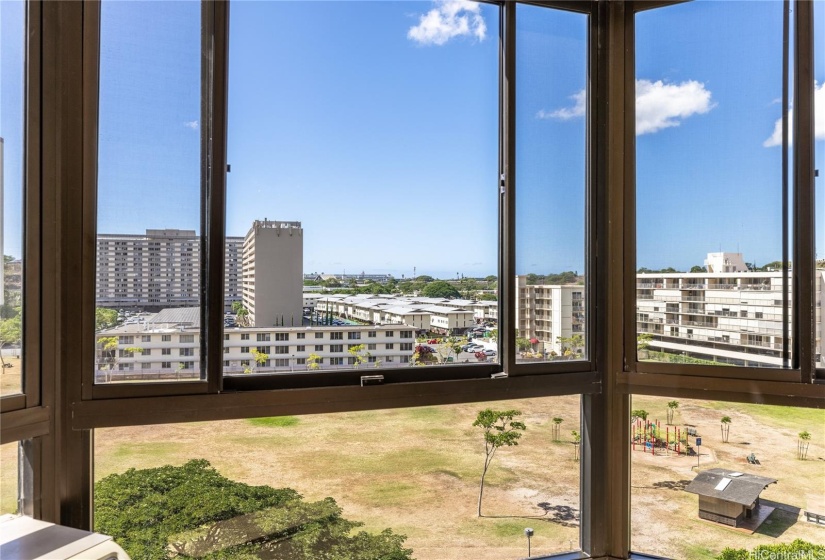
<box><xmin>428</xmin><ymin>339</ymin><xmax>438</xmax><ymax>344</ymax></box>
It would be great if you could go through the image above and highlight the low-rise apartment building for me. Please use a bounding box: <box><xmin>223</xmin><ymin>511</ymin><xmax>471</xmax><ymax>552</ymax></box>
<box><xmin>96</xmin><ymin>309</ymin><xmax>415</xmax><ymax>381</ymax></box>
<box><xmin>314</xmin><ymin>294</ymin><xmax>477</xmax><ymax>334</ymax></box>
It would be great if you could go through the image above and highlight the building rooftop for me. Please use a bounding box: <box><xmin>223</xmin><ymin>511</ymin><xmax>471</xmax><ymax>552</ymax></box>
<box><xmin>148</xmin><ymin>307</ymin><xmax>200</xmax><ymax>327</ymax></box>
<box><xmin>684</xmin><ymin>468</ymin><xmax>777</xmax><ymax>506</ymax></box>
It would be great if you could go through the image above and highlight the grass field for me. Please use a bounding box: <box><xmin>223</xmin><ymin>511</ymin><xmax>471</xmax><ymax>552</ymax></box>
<box><xmin>630</xmin><ymin>396</ymin><xmax>825</xmax><ymax>559</ymax></box>
<box><xmin>1</xmin><ymin>389</ymin><xmax>819</xmax><ymax>559</ymax></box>
<box><xmin>96</xmin><ymin>396</ymin><xmax>583</xmax><ymax>559</ymax></box>
<box><xmin>0</xmin><ymin>357</ymin><xmax>22</xmax><ymax>398</ymax></box>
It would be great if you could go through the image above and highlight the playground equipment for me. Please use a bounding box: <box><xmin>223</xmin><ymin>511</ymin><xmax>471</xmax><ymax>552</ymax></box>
<box><xmin>631</xmin><ymin>418</ymin><xmax>692</xmax><ymax>456</ymax></box>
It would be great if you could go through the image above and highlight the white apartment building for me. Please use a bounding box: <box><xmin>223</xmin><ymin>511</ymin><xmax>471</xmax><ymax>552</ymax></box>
<box><xmin>314</xmin><ymin>294</ymin><xmax>477</xmax><ymax>334</ymax></box>
<box><xmin>516</xmin><ymin>276</ymin><xmax>585</xmax><ymax>355</ymax></box>
<box><xmin>96</xmin><ymin>229</ymin><xmax>243</xmax><ymax>310</ymax></box>
<box><xmin>95</xmin><ymin>309</ymin><xmax>415</xmax><ymax>381</ymax></box>
<box><xmin>242</xmin><ymin>220</ymin><xmax>303</xmax><ymax>327</ymax></box>
<box><xmin>637</xmin><ymin>267</ymin><xmax>825</xmax><ymax>367</ymax></box>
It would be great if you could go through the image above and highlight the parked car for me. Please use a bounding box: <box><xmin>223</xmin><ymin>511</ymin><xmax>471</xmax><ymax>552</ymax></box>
<box><xmin>428</xmin><ymin>339</ymin><xmax>439</xmax><ymax>344</ymax></box>
<box><xmin>483</xmin><ymin>349</ymin><xmax>496</xmax><ymax>356</ymax></box>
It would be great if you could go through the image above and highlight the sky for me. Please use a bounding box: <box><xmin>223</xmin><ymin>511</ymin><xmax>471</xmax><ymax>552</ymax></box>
<box><xmin>1</xmin><ymin>0</ymin><xmax>824</xmax><ymax>277</ymax></box>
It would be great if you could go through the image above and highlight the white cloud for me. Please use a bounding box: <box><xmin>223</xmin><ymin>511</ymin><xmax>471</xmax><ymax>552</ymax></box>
<box><xmin>537</xmin><ymin>90</ymin><xmax>586</xmax><ymax>120</ymax></box>
<box><xmin>763</xmin><ymin>81</ymin><xmax>825</xmax><ymax>147</ymax></box>
<box><xmin>635</xmin><ymin>79</ymin><xmax>715</xmax><ymax>135</ymax></box>
<box><xmin>184</xmin><ymin>120</ymin><xmax>199</xmax><ymax>130</ymax></box>
<box><xmin>407</xmin><ymin>0</ymin><xmax>486</xmax><ymax>46</ymax></box>
<box><xmin>537</xmin><ymin>79</ymin><xmax>715</xmax><ymax>135</ymax></box>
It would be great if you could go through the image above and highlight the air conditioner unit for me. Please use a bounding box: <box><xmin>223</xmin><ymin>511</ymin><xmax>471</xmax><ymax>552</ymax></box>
<box><xmin>0</xmin><ymin>515</ymin><xmax>130</xmax><ymax>560</ymax></box>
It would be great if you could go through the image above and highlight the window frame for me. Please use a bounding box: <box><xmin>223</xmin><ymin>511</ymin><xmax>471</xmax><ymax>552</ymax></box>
<box><xmin>0</xmin><ymin>0</ymin><xmax>42</xmax><ymax>416</ymax></box>
<box><xmin>623</xmin><ymin>0</ymin><xmax>817</xmax><ymax>386</ymax></box>
<box><xmin>4</xmin><ymin>1</ymin><xmax>823</xmax><ymax>555</ymax></box>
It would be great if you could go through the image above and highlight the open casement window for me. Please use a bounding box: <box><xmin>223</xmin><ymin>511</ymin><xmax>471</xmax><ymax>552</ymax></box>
<box><xmin>83</xmin><ymin>0</ymin><xmax>601</xmax><ymax>398</ymax></box>
<box><xmin>813</xmin><ymin>0</ymin><xmax>825</xmax><ymax>382</ymax></box>
<box><xmin>0</xmin><ymin>0</ymin><xmax>41</xmax><ymax>416</ymax></box>
<box><xmin>626</xmin><ymin>0</ymin><xmax>818</xmax><ymax>384</ymax></box>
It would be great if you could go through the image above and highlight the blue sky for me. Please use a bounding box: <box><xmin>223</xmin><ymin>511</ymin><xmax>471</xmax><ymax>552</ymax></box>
<box><xmin>1</xmin><ymin>0</ymin><xmax>824</xmax><ymax>276</ymax></box>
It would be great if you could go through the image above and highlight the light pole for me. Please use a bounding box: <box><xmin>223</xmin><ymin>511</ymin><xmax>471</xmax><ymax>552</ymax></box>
<box><xmin>524</xmin><ymin>528</ymin><xmax>533</xmax><ymax>557</ymax></box>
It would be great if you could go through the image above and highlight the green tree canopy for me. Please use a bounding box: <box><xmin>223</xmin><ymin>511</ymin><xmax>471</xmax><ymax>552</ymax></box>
<box><xmin>717</xmin><ymin>539</ymin><xmax>824</xmax><ymax>560</ymax></box>
<box><xmin>421</xmin><ymin>281</ymin><xmax>461</xmax><ymax>299</ymax></box>
<box><xmin>0</xmin><ymin>316</ymin><xmax>22</xmax><ymax>348</ymax></box>
<box><xmin>631</xmin><ymin>409</ymin><xmax>649</xmax><ymax>422</ymax></box>
<box><xmin>95</xmin><ymin>308</ymin><xmax>119</xmax><ymax>331</ymax></box>
<box><xmin>95</xmin><ymin>459</ymin><xmax>413</xmax><ymax>560</ymax></box>
<box><xmin>415</xmin><ymin>275</ymin><xmax>434</xmax><ymax>283</ymax></box>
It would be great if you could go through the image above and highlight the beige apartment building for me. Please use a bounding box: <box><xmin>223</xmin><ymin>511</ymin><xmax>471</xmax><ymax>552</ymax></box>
<box><xmin>516</xmin><ymin>276</ymin><xmax>585</xmax><ymax>355</ymax></box>
<box><xmin>241</xmin><ymin>219</ymin><xmax>304</xmax><ymax>327</ymax></box>
<box><xmin>95</xmin><ymin>228</ymin><xmax>243</xmax><ymax>310</ymax></box>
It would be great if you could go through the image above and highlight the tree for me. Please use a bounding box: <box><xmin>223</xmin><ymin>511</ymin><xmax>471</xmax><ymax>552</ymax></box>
<box><xmin>306</xmin><ymin>353</ymin><xmax>321</xmax><ymax>371</ymax></box>
<box><xmin>250</xmin><ymin>348</ymin><xmax>269</xmax><ymax>372</ymax></box>
<box><xmin>631</xmin><ymin>409</ymin><xmax>648</xmax><ymax>422</ymax></box>
<box><xmin>347</xmin><ymin>344</ymin><xmax>368</xmax><ymax>368</ymax></box>
<box><xmin>572</xmin><ymin>430</ymin><xmax>581</xmax><ymax>461</ymax></box>
<box><xmin>472</xmin><ymin>409</ymin><xmax>526</xmax><ymax>517</ymax></box>
<box><xmin>435</xmin><ymin>337</ymin><xmax>463</xmax><ymax>364</ymax></box>
<box><xmin>96</xmin><ymin>336</ymin><xmax>118</xmax><ymax>381</ymax></box>
<box><xmin>798</xmin><ymin>430</ymin><xmax>811</xmax><ymax>460</ymax></box>
<box><xmin>516</xmin><ymin>337</ymin><xmax>532</xmax><ymax>352</ymax></box>
<box><xmin>717</xmin><ymin>539</ymin><xmax>825</xmax><ymax>560</ymax></box>
<box><xmin>415</xmin><ymin>275</ymin><xmax>434</xmax><ymax>283</ymax></box>
<box><xmin>0</xmin><ymin>316</ymin><xmax>22</xmax><ymax>369</ymax></box>
<box><xmin>484</xmin><ymin>275</ymin><xmax>497</xmax><ymax>282</ymax></box>
<box><xmin>557</xmin><ymin>334</ymin><xmax>584</xmax><ymax>358</ymax></box>
<box><xmin>720</xmin><ymin>416</ymin><xmax>731</xmax><ymax>443</ymax></box>
<box><xmin>637</xmin><ymin>332</ymin><xmax>653</xmax><ymax>352</ymax></box>
<box><xmin>95</xmin><ymin>307</ymin><xmax>119</xmax><ymax>331</ymax></box>
<box><xmin>666</xmin><ymin>400</ymin><xmax>679</xmax><ymax>425</ymax></box>
<box><xmin>233</xmin><ymin>304</ymin><xmax>250</xmax><ymax>326</ymax></box>
<box><xmin>478</xmin><ymin>293</ymin><xmax>497</xmax><ymax>301</ymax></box>
<box><xmin>552</xmin><ymin>417</ymin><xmax>563</xmax><ymax>441</ymax></box>
<box><xmin>690</xmin><ymin>265</ymin><xmax>705</xmax><ymax>273</ymax></box>
<box><xmin>420</xmin><ymin>280</ymin><xmax>460</xmax><ymax>299</ymax></box>
<box><xmin>94</xmin><ymin>459</ymin><xmax>413</xmax><ymax>560</ymax></box>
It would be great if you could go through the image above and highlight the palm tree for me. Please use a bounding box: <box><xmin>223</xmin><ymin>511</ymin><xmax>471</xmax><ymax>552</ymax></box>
<box><xmin>798</xmin><ymin>430</ymin><xmax>812</xmax><ymax>460</ymax></box>
<box><xmin>720</xmin><ymin>416</ymin><xmax>731</xmax><ymax>443</ymax></box>
<box><xmin>552</xmin><ymin>417</ymin><xmax>563</xmax><ymax>441</ymax></box>
<box><xmin>666</xmin><ymin>400</ymin><xmax>679</xmax><ymax>425</ymax></box>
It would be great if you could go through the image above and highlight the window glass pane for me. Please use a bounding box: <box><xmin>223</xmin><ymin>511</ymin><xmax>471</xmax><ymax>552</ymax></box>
<box><xmin>631</xmin><ymin>395</ymin><xmax>825</xmax><ymax>558</ymax></box>
<box><xmin>0</xmin><ymin>0</ymin><xmax>25</xmax><ymax>397</ymax></box>
<box><xmin>95</xmin><ymin>396</ymin><xmax>581</xmax><ymax>558</ymax></box>
<box><xmin>94</xmin><ymin>1</ymin><xmax>203</xmax><ymax>383</ymax></box>
<box><xmin>224</xmin><ymin>2</ymin><xmax>499</xmax><ymax>376</ymax></box>
<box><xmin>636</xmin><ymin>2</ymin><xmax>792</xmax><ymax>368</ymax></box>
<box><xmin>515</xmin><ymin>5</ymin><xmax>588</xmax><ymax>364</ymax></box>
<box><xmin>0</xmin><ymin>442</ymin><xmax>18</xmax><ymax>514</ymax></box>
<box><xmin>814</xmin><ymin>0</ymin><xmax>825</xmax><ymax>369</ymax></box>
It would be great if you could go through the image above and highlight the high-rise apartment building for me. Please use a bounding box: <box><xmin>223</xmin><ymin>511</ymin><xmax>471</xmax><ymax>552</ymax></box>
<box><xmin>242</xmin><ymin>220</ymin><xmax>303</xmax><ymax>327</ymax></box>
<box><xmin>95</xmin><ymin>229</ymin><xmax>243</xmax><ymax>310</ymax></box>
